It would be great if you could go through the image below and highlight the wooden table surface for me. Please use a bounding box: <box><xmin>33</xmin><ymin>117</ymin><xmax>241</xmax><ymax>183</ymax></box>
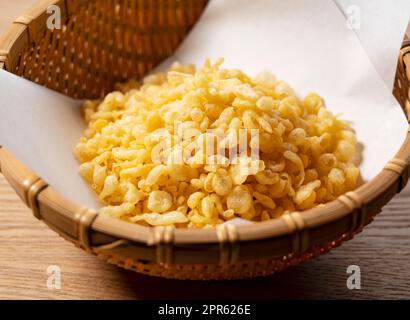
<box><xmin>1</xmin><ymin>1</ymin><xmax>410</xmax><ymax>300</ymax></box>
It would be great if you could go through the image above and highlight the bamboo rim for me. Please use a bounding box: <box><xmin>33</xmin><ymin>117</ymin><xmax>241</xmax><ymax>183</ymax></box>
<box><xmin>0</xmin><ymin>0</ymin><xmax>409</xmax><ymax>268</ymax></box>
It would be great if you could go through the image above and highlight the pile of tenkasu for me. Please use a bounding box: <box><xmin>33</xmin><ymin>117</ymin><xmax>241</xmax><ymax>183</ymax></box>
<box><xmin>74</xmin><ymin>58</ymin><xmax>359</xmax><ymax>228</ymax></box>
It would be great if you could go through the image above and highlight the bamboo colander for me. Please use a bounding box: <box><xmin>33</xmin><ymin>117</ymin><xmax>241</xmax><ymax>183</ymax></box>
<box><xmin>0</xmin><ymin>0</ymin><xmax>409</xmax><ymax>280</ymax></box>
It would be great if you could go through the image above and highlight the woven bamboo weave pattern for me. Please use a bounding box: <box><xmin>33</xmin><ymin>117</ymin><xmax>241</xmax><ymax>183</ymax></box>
<box><xmin>5</xmin><ymin>0</ymin><xmax>208</xmax><ymax>99</ymax></box>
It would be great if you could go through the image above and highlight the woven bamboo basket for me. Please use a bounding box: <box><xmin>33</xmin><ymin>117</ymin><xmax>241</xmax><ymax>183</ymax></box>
<box><xmin>0</xmin><ymin>0</ymin><xmax>409</xmax><ymax>280</ymax></box>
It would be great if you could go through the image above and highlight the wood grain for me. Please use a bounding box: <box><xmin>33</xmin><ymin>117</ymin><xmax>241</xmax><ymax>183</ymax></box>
<box><xmin>0</xmin><ymin>1</ymin><xmax>410</xmax><ymax>300</ymax></box>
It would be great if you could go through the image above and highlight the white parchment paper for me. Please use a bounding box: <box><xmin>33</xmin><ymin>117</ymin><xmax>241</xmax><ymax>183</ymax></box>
<box><xmin>0</xmin><ymin>71</ymin><xmax>100</xmax><ymax>208</ymax></box>
<box><xmin>335</xmin><ymin>0</ymin><xmax>410</xmax><ymax>88</ymax></box>
<box><xmin>0</xmin><ymin>0</ymin><xmax>409</xmax><ymax>212</ymax></box>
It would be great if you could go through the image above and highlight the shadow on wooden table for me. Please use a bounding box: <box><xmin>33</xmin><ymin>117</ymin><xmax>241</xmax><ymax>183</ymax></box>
<box><xmin>112</xmin><ymin>253</ymin><xmax>358</xmax><ymax>300</ymax></box>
